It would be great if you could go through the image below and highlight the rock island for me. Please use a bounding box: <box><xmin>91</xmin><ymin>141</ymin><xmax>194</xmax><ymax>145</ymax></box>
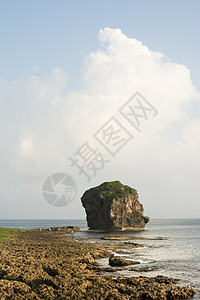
<box><xmin>81</xmin><ymin>181</ymin><xmax>149</xmax><ymax>230</ymax></box>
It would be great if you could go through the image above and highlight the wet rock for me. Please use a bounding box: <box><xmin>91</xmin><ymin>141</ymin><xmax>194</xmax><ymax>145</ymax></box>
<box><xmin>154</xmin><ymin>275</ymin><xmax>180</xmax><ymax>284</ymax></box>
<box><xmin>129</xmin><ymin>267</ymin><xmax>155</xmax><ymax>272</ymax></box>
<box><xmin>91</xmin><ymin>266</ymin><xmax>119</xmax><ymax>273</ymax></box>
<box><xmin>49</xmin><ymin>226</ymin><xmax>74</xmax><ymax>233</ymax></box>
<box><xmin>109</xmin><ymin>255</ymin><xmax>140</xmax><ymax>266</ymax></box>
<box><xmin>115</xmin><ymin>250</ymin><xmax>132</xmax><ymax>254</ymax></box>
<box><xmin>66</xmin><ymin>226</ymin><xmax>80</xmax><ymax>231</ymax></box>
<box><xmin>123</xmin><ymin>242</ymin><xmax>144</xmax><ymax>247</ymax></box>
<box><xmin>102</xmin><ymin>235</ymin><xmax>166</xmax><ymax>241</ymax></box>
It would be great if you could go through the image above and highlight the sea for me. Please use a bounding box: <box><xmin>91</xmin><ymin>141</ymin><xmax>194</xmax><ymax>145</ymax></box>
<box><xmin>0</xmin><ymin>218</ymin><xmax>199</xmax><ymax>299</ymax></box>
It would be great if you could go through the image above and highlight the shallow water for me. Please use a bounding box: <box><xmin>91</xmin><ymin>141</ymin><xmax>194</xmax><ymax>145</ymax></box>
<box><xmin>75</xmin><ymin>219</ymin><xmax>200</xmax><ymax>299</ymax></box>
<box><xmin>0</xmin><ymin>219</ymin><xmax>88</xmax><ymax>230</ymax></box>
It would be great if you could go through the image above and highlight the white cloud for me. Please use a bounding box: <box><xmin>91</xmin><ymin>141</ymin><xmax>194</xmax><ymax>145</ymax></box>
<box><xmin>20</xmin><ymin>138</ymin><xmax>34</xmax><ymax>157</ymax></box>
<box><xmin>0</xmin><ymin>28</ymin><xmax>199</xmax><ymax>218</ymax></box>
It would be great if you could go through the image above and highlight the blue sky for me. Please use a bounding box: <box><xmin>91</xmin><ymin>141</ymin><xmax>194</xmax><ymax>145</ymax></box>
<box><xmin>0</xmin><ymin>1</ymin><xmax>200</xmax><ymax>219</ymax></box>
<box><xmin>1</xmin><ymin>0</ymin><xmax>200</xmax><ymax>90</ymax></box>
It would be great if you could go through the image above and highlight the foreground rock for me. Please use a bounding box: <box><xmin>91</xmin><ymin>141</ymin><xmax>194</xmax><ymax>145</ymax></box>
<box><xmin>48</xmin><ymin>226</ymin><xmax>80</xmax><ymax>233</ymax></box>
<box><xmin>0</xmin><ymin>230</ymin><xmax>196</xmax><ymax>299</ymax></box>
<box><xmin>123</xmin><ymin>242</ymin><xmax>144</xmax><ymax>247</ymax></box>
<box><xmin>109</xmin><ymin>255</ymin><xmax>140</xmax><ymax>266</ymax></box>
<box><xmin>129</xmin><ymin>267</ymin><xmax>155</xmax><ymax>272</ymax></box>
<box><xmin>81</xmin><ymin>181</ymin><xmax>149</xmax><ymax>230</ymax></box>
<box><xmin>102</xmin><ymin>235</ymin><xmax>166</xmax><ymax>240</ymax></box>
<box><xmin>116</xmin><ymin>276</ymin><xmax>195</xmax><ymax>299</ymax></box>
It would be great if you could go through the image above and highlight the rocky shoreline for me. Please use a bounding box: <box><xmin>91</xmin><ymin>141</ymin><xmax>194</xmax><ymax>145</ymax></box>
<box><xmin>0</xmin><ymin>229</ymin><xmax>196</xmax><ymax>299</ymax></box>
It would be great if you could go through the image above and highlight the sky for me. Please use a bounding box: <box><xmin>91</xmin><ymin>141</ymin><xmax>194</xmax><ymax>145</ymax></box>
<box><xmin>0</xmin><ymin>0</ymin><xmax>200</xmax><ymax>220</ymax></box>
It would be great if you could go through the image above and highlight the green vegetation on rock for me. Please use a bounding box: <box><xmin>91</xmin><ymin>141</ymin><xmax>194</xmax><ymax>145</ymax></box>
<box><xmin>99</xmin><ymin>181</ymin><xmax>137</xmax><ymax>202</ymax></box>
<box><xmin>0</xmin><ymin>227</ymin><xmax>26</xmax><ymax>243</ymax></box>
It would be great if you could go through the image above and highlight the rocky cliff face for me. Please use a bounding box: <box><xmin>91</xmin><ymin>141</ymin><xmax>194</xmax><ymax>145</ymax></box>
<box><xmin>81</xmin><ymin>181</ymin><xmax>149</xmax><ymax>230</ymax></box>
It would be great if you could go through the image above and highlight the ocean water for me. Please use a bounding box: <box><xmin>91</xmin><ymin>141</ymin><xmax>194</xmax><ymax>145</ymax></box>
<box><xmin>0</xmin><ymin>219</ymin><xmax>88</xmax><ymax>230</ymax></box>
<box><xmin>0</xmin><ymin>218</ymin><xmax>199</xmax><ymax>298</ymax></box>
<box><xmin>75</xmin><ymin>218</ymin><xmax>200</xmax><ymax>299</ymax></box>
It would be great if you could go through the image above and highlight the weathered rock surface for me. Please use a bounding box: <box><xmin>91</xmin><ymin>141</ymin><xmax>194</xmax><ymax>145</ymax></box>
<box><xmin>109</xmin><ymin>255</ymin><xmax>140</xmax><ymax>266</ymax></box>
<box><xmin>129</xmin><ymin>267</ymin><xmax>155</xmax><ymax>272</ymax></box>
<box><xmin>81</xmin><ymin>181</ymin><xmax>150</xmax><ymax>230</ymax></box>
<box><xmin>102</xmin><ymin>235</ymin><xmax>166</xmax><ymax>240</ymax></box>
<box><xmin>0</xmin><ymin>230</ymin><xmax>196</xmax><ymax>299</ymax></box>
<box><xmin>48</xmin><ymin>226</ymin><xmax>80</xmax><ymax>233</ymax></box>
<box><xmin>123</xmin><ymin>242</ymin><xmax>144</xmax><ymax>247</ymax></box>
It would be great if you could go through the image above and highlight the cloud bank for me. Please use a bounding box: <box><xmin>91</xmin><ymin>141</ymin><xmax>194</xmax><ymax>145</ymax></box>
<box><xmin>0</xmin><ymin>28</ymin><xmax>199</xmax><ymax>219</ymax></box>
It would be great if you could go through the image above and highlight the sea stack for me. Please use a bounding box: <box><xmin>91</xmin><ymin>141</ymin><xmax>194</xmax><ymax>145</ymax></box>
<box><xmin>81</xmin><ymin>181</ymin><xmax>149</xmax><ymax>230</ymax></box>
